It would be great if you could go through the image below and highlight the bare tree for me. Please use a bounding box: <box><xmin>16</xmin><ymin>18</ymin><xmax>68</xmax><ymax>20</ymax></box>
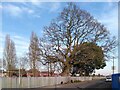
<box><xmin>0</xmin><ymin>58</ymin><xmax>2</xmax><ymax>69</ymax></box>
<box><xmin>40</xmin><ymin>3</ymin><xmax>116</xmax><ymax>76</ymax></box>
<box><xmin>19</xmin><ymin>53</ymin><xmax>29</xmax><ymax>70</ymax></box>
<box><xmin>3</xmin><ymin>34</ymin><xmax>17</xmax><ymax>77</ymax></box>
<box><xmin>29</xmin><ymin>32</ymin><xmax>41</xmax><ymax>77</ymax></box>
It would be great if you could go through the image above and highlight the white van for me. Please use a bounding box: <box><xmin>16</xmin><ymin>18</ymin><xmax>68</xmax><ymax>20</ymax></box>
<box><xmin>106</xmin><ymin>76</ymin><xmax>112</xmax><ymax>82</ymax></box>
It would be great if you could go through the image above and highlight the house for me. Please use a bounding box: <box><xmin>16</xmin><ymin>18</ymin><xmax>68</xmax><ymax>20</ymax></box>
<box><xmin>5</xmin><ymin>69</ymin><xmax>18</xmax><ymax>77</ymax></box>
<box><xmin>27</xmin><ymin>68</ymin><xmax>40</xmax><ymax>77</ymax></box>
<box><xmin>15</xmin><ymin>69</ymin><xmax>27</xmax><ymax>77</ymax></box>
<box><xmin>40</xmin><ymin>70</ymin><xmax>60</xmax><ymax>77</ymax></box>
<box><xmin>40</xmin><ymin>71</ymin><xmax>53</xmax><ymax>77</ymax></box>
<box><xmin>4</xmin><ymin>69</ymin><xmax>27</xmax><ymax>77</ymax></box>
<box><xmin>27</xmin><ymin>69</ymin><xmax>60</xmax><ymax>77</ymax></box>
<box><xmin>2</xmin><ymin>68</ymin><xmax>60</xmax><ymax>77</ymax></box>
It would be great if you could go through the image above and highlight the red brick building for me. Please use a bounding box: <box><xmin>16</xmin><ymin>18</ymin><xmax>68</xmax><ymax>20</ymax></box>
<box><xmin>27</xmin><ymin>69</ymin><xmax>59</xmax><ymax>77</ymax></box>
<box><xmin>27</xmin><ymin>69</ymin><xmax>40</xmax><ymax>77</ymax></box>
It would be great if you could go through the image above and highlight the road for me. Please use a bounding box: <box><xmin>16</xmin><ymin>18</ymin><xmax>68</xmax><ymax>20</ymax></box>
<box><xmin>41</xmin><ymin>79</ymin><xmax>112</xmax><ymax>90</ymax></box>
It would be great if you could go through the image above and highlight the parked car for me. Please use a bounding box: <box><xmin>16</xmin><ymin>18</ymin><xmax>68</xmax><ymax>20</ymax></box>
<box><xmin>106</xmin><ymin>76</ymin><xmax>112</xmax><ymax>82</ymax></box>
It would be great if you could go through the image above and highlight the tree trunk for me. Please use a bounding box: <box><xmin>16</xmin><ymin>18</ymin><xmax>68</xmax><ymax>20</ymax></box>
<box><xmin>85</xmin><ymin>71</ymin><xmax>89</xmax><ymax>76</ymax></box>
<box><xmin>33</xmin><ymin>60</ymin><xmax>36</xmax><ymax>77</ymax></box>
<box><xmin>61</xmin><ymin>65</ymin><xmax>70</xmax><ymax>76</ymax></box>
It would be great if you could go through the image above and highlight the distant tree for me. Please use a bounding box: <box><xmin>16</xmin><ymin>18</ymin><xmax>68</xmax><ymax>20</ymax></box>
<box><xmin>0</xmin><ymin>58</ymin><xmax>2</xmax><ymax>69</ymax></box>
<box><xmin>29</xmin><ymin>32</ymin><xmax>41</xmax><ymax>77</ymax></box>
<box><xmin>71</xmin><ymin>42</ymin><xmax>106</xmax><ymax>76</ymax></box>
<box><xmin>40</xmin><ymin>3</ymin><xmax>116</xmax><ymax>76</ymax></box>
<box><xmin>19</xmin><ymin>53</ymin><xmax>29</xmax><ymax>70</ymax></box>
<box><xmin>3</xmin><ymin>35</ymin><xmax>17</xmax><ymax>77</ymax></box>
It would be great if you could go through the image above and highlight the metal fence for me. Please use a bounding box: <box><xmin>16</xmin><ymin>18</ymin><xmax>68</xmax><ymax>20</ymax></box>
<box><xmin>0</xmin><ymin>76</ymin><xmax>104</xmax><ymax>89</ymax></box>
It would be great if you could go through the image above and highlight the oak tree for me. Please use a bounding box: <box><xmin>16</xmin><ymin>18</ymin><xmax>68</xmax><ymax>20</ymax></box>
<box><xmin>40</xmin><ymin>3</ymin><xmax>116</xmax><ymax>76</ymax></box>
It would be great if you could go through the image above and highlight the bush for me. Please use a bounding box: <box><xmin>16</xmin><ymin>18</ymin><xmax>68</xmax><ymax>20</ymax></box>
<box><xmin>74</xmin><ymin>80</ymin><xmax>81</xmax><ymax>83</ymax></box>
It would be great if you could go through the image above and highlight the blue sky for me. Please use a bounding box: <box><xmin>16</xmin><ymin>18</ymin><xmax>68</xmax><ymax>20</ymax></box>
<box><xmin>0</xmin><ymin>1</ymin><xmax>118</xmax><ymax>75</ymax></box>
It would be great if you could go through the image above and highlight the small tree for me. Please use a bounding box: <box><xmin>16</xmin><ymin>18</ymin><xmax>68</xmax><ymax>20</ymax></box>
<box><xmin>71</xmin><ymin>42</ymin><xmax>106</xmax><ymax>76</ymax></box>
<box><xmin>29</xmin><ymin>32</ymin><xmax>41</xmax><ymax>77</ymax></box>
<box><xmin>0</xmin><ymin>58</ymin><xmax>2</xmax><ymax>69</ymax></box>
<box><xmin>19</xmin><ymin>53</ymin><xmax>29</xmax><ymax>70</ymax></box>
<box><xmin>3</xmin><ymin>35</ymin><xmax>17</xmax><ymax>77</ymax></box>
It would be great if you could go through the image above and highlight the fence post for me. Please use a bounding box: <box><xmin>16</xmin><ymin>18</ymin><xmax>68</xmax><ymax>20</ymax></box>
<box><xmin>0</xmin><ymin>78</ymin><xmax>2</xmax><ymax>90</ymax></box>
<box><xmin>28</xmin><ymin>77</ymin><xmax>30</xmax><ymax>88</ymax></box>
<box><xmin>16</xmin><ymin>77</ymin><xmax>17</xmax><ymax>88</ymax></box>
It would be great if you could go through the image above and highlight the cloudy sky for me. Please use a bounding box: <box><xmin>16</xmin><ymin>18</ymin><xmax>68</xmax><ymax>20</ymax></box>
<box><xmin>0</xmin><ymin>1</ymin><xmax>119</xmax><ymax>75</ymax></box>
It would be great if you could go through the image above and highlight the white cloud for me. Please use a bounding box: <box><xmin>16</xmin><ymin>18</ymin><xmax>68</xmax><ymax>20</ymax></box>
<box><xmin>87</xmin><ymin>0</ymin><xmax>118</xmax><ymax>2</ymax></box>
<box><xmin>4</xmin><ymin>4</ymin><xmax>23</xmax><ymax>17</ymax></box>
<box><xmin>0</xmin><ymin>33</ymin><xmax>5</xmax><ymax>58</ymax></box>
<box><xmin>13</xmin><ymin>35</ymin><xmax>24</xmax><ymax>40</ymax></box>
<box><xmin>0</xmin><ymin>48</ymin><xmax>3</xmax><ymax>53</ymax></box>
<box><xmin>0</xmin><ymin>4</ymin><xmax>2</xmax><ymax>9</ymax></box>
<box><xmin>12</xmin><ymin>35</ymin><xmax>29</xmax><ymax>56</ymax></box>
<box><xmin>50</xmin><ymin>2</ymin><xmax>61</xmax><ymax>13</ymax></box>
<box><xmin>23</xmin><ymin>7</ymin><xmax>35</xmax><ymax>15</ymax></box>
<box><xmin>1</xmin><ymin>0</ymin><xmax>119</xmax><ymax>2</ymax></box>
<box><xmin>0</xmin><ymin>33</ymin><xmax>29</xmax><ymax>58</ymax></box>
<box><xmin>29</xmin><ymin>0</ymin><xmax>42</xmax><ymax>6</ymax></box>
<box><xmin>28</xmin><ymin>9</ymin><xmax>34</xmax><ymax>14</ymax></box>
<box><xmin>33</xmin><ymin>14</ymin><xmax>41</xmax><ymax>18</ymax></box>
<box><xmin>3</xmin><ymin>4</ymin><xmax>36</xmax><ymax>17</ymax></box>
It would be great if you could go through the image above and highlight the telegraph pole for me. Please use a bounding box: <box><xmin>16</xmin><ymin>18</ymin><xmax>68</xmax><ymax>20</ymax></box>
<box><xmin>19</xmin><ymin>58</ymin><xmax>21</xmax><ymax>88</ymax></box>
<box><xmin>112</xmin><ymin>56</ymin><xmax>115</xmax><ymax>74</ymax></box>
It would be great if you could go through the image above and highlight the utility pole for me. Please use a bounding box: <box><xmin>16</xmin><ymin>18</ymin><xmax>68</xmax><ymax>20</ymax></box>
<box><xmin>112</xmin><ymin>56</ymin><xmax>115</xmax><ymax>74</ymax></box>
<box><xmin>19</xmin><ymin>59</ymin><xmax>21</xmax><ymax>88</ymax></box>
<box><xmin>48</xmin><ymin>62</ymin><xmax>49</xmax><ymax>77</ymax></box>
